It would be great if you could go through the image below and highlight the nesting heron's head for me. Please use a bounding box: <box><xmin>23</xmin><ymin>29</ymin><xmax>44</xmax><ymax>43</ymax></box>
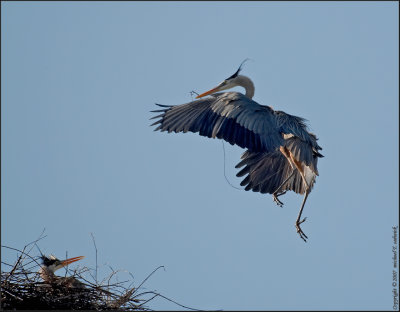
<box><xmin>41</xmin><ymin>255</ymin><xmax>84</xmax><ymax>273</ymax></box>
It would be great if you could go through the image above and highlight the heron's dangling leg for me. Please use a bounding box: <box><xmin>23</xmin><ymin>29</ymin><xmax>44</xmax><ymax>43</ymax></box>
<box><xmin>278</xmin><ymin>145</ymin><xmax>312</xmax><ymax>241</ymax></box>
<box><xmin>272</xmin><ymin>170</ymin><xmax>295</xmax><ymax>207</ymax></box>
<box><xmin>295</xmin><ymin>189</ymin><xmax>310</xmax><ymax>242</ymax></box>
<box><xmin>273</xmin><ymin>191</ymin><xmax>286</xmax><ymax>207</ymax></box>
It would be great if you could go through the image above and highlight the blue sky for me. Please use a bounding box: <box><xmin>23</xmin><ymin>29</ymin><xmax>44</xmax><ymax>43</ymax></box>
<box><xmin>2</xmin><ymin>2</ymin><xmax>398</xmax><ymax>310</ymax></box>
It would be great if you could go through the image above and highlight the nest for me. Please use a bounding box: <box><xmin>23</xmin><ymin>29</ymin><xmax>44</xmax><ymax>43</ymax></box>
<box><xmin>1</xmin><ymin>236</ymin><xmax>196</xmax><ymax>311</ymax></box>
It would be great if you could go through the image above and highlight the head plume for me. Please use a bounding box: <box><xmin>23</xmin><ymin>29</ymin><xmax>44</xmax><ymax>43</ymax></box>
<box><xmin>227</xmin><ymin>58</ymin><xmax>251</xmax><ymax>80</ymax></box>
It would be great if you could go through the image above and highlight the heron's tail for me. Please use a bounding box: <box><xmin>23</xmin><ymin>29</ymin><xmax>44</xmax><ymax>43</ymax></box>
<box><xmin>235</xmin><ymin>149</ymin><xmax>317</xmax><ymax>195</ymax></box>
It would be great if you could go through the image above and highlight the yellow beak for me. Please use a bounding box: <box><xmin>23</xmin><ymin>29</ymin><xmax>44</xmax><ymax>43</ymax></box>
<box><xmin>196</xmin><ymin>86</ymin><xmax>221</xmax><ymax>99</ymax></box>
<box><xmin>61</xmin><ymin>256</ymin><xmax>85</xmax><ymax>267</ymax></box>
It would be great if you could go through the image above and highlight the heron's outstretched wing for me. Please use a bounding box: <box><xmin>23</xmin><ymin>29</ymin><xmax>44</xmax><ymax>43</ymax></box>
<box><xmin>235</xmin><ymin>150</ymin><xmax>307</xmax><ymax>194</ymax></box>
<box><xmin>150</xmin><ymin>92</ymin><xmax>283</xmax><ymax>153</ymax></box>
<box><xmin>235</xmin><ymin>135</ymin><xmax>323</xmax><ymax>194</ymax></box>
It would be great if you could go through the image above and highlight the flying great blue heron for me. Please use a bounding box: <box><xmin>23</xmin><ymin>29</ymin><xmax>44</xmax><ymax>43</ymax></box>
<box><xmin>150</xmin><ymin>62</ymin><xmax>323</xmax><ymax>241</ymax></box>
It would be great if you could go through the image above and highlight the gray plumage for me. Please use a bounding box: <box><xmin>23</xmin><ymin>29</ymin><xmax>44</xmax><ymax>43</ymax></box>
<box><xmin>151</xmin><ymin>93</ymin><xmax>323</xmax><ymax>193</ymax></box>
<box><xmin>150</xmin><ymin>64</ymin><xmax>323</xmax><ymax>241</ymax></box>
<box><xmin>235</xmin><ymin>134</ymin><xmax>321</xmax><ymax>195</ymax></box>
<box><xmin>151</xmin><ymin>92</ymin><xmax>283</xmax><ymax>153</ymax></box>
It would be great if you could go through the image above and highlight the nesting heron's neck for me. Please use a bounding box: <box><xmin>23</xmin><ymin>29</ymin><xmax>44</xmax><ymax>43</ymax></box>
<box><xmin>236</xmin><ymin>75</ymin><xmax>255</xmax><ymax>99</ymax></box>
<box><xmin>39</xmin><ymin>267</ymin><xmax>57</xmax><ymax>283</ymax></box>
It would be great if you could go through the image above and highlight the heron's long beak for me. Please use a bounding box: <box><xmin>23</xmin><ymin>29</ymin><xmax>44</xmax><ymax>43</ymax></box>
<box><xmin>61</xmin><ymin>256</ymin><xmax>85</xmax><ymax>267</ymax></box>
<box><xmin>196</xmin><ymin>86</ymin><xmax>221</xmax><ymax>99</ymax></box>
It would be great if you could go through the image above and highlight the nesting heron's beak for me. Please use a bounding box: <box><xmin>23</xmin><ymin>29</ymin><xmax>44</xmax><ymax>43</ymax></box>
<box><xmin>60</xmin><ymin>256</ymin><xmax>85</xmax><ymax>267</ymax></box>
<box><xmin>196</xmin><ymin>86</ymin><xmax>222</xmax><ymax>99</ymax></box>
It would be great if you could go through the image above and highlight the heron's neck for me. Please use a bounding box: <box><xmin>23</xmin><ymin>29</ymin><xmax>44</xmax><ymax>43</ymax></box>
<box><xmin>236</xmin><ymin>75</ymin><xmax>255</xmax><ymax>99</ymax></box>
<box><xmin>39</xmin><ymin>267</ymin><xmax>57</xmax><ymax>283</ymax></box>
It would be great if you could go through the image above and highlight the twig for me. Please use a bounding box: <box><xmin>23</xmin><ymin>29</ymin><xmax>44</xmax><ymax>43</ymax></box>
<box><xmin>221</xmin><ymin>141</ymin><xmax>243</xmax><ymax>191</ymax></box>
<box><xmin>134</xmin><ymin>291</ymin><xmax>205</xmax><ymax>311</ymax></box>
<box><xmin>90</xmin><ymin>232</ymin><xmax>98</xmax><ymax>284</ymax></box>
<box><xmin>136</xmin><ymin>266</ymin><xmax>165</xmax><ymax>292</ymax></box>
<box><xmin>190</xmin><ymin>90</ymin><xmax>199</xmax><ymax>101</ymax></box>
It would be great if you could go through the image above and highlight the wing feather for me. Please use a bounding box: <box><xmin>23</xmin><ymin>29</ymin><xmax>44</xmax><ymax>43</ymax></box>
<box><xmin>235</xmin><ymin>132</ymin><xmax>323</xmax><ymax>195</ymax></box>
<box><xmin>236</xmin><ymin>150</ymin><xmax>308</xmax><ymax>194</ymax></box>
<box><xmin>151</xmin><ymin>92</ymin><xmax>323</xmax><ymax>191</ymax></box>
<box><xmin>151</xmin><ymin>92</ymin><xmax>283</xmax><ymax>153</ymax></box>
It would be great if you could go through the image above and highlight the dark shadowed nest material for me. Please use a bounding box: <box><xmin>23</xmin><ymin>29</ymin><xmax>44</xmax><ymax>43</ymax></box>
<box><xmin>1</xmin><ymin>240</ymin><xmax>196</xmax><ymax>311</ymax></box>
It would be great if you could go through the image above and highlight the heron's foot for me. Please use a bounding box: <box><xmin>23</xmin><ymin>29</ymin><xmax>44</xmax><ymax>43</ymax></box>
<box><xmin>272</xmin><ymin>191</ymin><xmax>286</xmax><ymax>207</ymax></box>
<box><xmin>295</xmin><ymin>217</ymin><xmax>308</xmax><ymax>242</ymax></box>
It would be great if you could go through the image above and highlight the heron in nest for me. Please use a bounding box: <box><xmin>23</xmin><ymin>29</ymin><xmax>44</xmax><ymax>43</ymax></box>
<box><xmin>39</xmin><ymin>255</ymin><xmax>85</xmax><ymax>288</ymax></box>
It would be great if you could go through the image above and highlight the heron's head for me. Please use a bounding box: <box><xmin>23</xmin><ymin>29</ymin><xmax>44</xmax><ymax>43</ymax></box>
<box><xmin>196</xmin><ymin>59</ymin><xmax>250</xmax><ymax>99</ymax></box>
<box><xmin>41</xmin><ymin>255</ymin><xmax>84</xmax><ymax>273</ymax></box>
